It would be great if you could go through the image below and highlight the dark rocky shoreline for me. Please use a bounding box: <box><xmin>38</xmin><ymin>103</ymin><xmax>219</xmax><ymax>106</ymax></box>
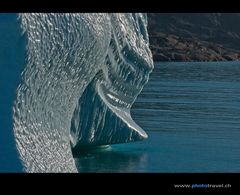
<box><xmin>148</xmin><ymin>13</ymin><xmax>240</xmax><ymax>61</ymax></box>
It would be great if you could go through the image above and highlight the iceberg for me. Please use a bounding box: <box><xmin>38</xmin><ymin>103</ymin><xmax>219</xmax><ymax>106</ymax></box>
<box><xmin>12</xmin><ymin>13</ymin><xmax>153</xmax><ymax>172</ymax></box>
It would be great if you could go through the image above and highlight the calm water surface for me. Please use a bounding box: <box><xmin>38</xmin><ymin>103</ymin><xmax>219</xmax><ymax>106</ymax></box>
<box><xmin>75</xmin><ymin>61</ymin><xmax>240</xmax><ymax>172</ymax></box>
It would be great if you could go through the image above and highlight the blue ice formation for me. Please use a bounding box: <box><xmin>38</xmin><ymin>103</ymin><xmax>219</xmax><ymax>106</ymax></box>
<box><xmin>12</xmin><ymin>13</ymin><xmax>153</xmax><ymax>172</ymax></box>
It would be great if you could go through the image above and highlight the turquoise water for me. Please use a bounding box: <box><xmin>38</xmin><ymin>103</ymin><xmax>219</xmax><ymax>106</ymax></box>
<box><xmin>75</xmin><ymin>61</ymin><xmax>240</xmax><ymax>172</ymax></box>
<box><xmin>0</xmin><ymin>14</ymin><xmax>25</xmax><ymax>172</ymax></box>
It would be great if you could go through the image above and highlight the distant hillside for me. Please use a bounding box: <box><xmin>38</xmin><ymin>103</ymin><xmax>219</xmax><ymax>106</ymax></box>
<box><xmin>147</xmin><ymin>13</ymin><xmax>240</xmax><ymax>61</ymax></box>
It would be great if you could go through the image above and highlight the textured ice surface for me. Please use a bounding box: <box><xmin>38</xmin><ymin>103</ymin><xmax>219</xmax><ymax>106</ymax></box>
<box><xmin>13</xmin><ymin>13</ymin><xmax>153</xmax><ymax>172</ymax></box>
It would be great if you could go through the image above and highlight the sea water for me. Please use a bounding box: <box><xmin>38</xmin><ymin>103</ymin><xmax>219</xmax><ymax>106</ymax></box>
<box><xmin>75</xmin><ymin>61</ymin><xmax>240</xmax><ymax>172</ymax></box>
